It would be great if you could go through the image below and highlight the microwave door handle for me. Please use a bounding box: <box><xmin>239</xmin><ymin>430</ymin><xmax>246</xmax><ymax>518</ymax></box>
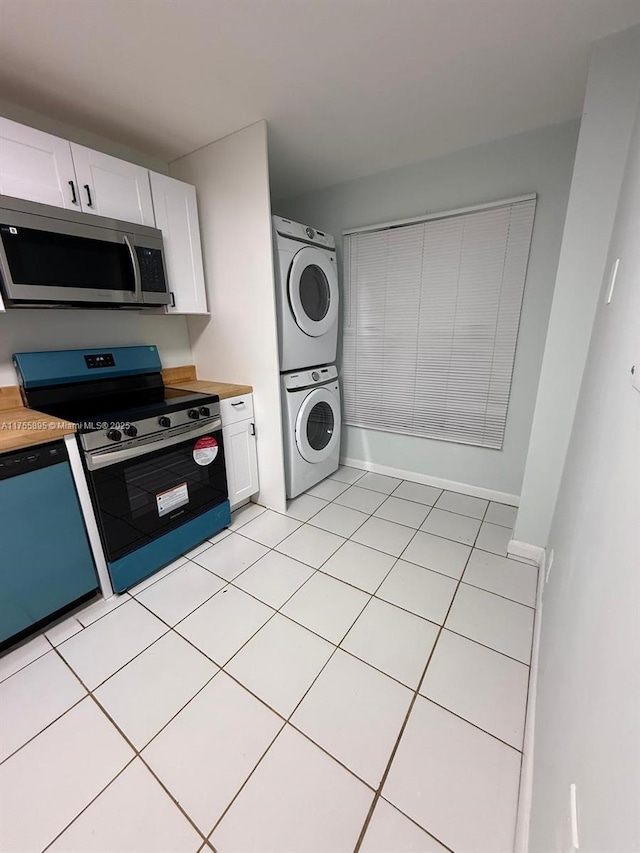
<box><xmin>85</xmin><ymin>419</ymin><xmax>222</xmax><ymax>471</ymax></box>
<box><xmin>123</xmin><ymin>235</ymin><xmax>142</xmax><ymax>303</ymax></box>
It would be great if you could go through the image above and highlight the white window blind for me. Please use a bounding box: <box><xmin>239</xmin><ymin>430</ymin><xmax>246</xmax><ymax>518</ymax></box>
<box><xmin>342</xmin><ymin>196</ymin><xmax>536</xmax><ymax>449</ymax></box>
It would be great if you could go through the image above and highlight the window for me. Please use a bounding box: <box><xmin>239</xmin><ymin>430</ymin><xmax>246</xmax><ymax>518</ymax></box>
<box><xmin>342</xmin><ymin>196</ymin><xmax>536</xmax><ymax>449</ymax></box>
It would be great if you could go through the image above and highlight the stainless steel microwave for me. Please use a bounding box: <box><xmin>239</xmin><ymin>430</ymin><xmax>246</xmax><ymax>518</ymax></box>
<box><xmin>0</xmin><ymin>194</ymin><xmax>171</xmax><ymax>308</ymax></box>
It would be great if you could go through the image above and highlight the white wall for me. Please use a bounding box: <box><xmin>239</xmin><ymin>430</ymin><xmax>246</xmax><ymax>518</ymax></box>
<box><xmin>528</xmin><ymin>96</ymin><xmax>640</xmax><ymax>853</ymax></box>
<box><xmin>514</xmin><ymin>25</ymin><xmax>640</xmax><ymax>546</ymax></box>
<box><xmin>170</xmin><ymin>121</ymin><xmax>286</xmax><ymax>512</ymax></box>
<box><xmin>276</xmin><ymin>120</ymin><xmax>578</xmax><ymax>500</ymax></box>
<box><xmin>0</xmin><ymin>312</ymin><xmax>192</xmax><ymax>385</ymax></box>
<box><xmin>0</xmin><ymin>100</ymin><xmax>192</xmax><ymax>385</ymax></box>
<box><xmin>0</xmin><ymin>96</ymin><xmax>168</xmax><ymax>173</ymax></box>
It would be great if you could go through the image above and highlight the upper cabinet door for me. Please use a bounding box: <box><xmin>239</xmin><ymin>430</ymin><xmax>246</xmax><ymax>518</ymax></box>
<box><xmin>70</xmin><ymin>143</ymin><xmax>155</xmax><ymax>226</ymax></box>
<box><xmin>150</xmin><ymin>172</ymin><xmax>208</xmax><ymax>315</ymax></box>
<box><xmin>0</xmin><ymin>118</ymin><xmax>79</xmax><ymax>210</ymax></box>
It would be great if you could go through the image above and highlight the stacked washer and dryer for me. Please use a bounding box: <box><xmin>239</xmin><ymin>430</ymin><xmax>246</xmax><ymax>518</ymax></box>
<box><xmin>272</xmin><ymin>216</ymin><xmax>342</xmax><ymax>498</ymax></box>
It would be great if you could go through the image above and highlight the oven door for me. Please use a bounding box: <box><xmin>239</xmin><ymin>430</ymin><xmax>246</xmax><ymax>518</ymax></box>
<box><xmin>85</xmin><ymin>422</ymin><xmax>228</xmax><ymax>562</ymax></box>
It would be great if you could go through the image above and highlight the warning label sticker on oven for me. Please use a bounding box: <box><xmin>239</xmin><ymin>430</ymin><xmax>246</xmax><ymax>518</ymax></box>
<box><xmin>193</xmin><ymin>435</ymin><xmax>218</xmax><ymax>466</ymax></box>
<box><xmin>157</xmin><ymin>482</ymin><xmax>189</xmax><ymax>517</ymax></box>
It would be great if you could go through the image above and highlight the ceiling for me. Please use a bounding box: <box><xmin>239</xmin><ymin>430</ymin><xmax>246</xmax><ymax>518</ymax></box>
<box><xmin>1</xmin><ymin>1</ymin><xmax>639</xmax><ymax>200</ymax></box>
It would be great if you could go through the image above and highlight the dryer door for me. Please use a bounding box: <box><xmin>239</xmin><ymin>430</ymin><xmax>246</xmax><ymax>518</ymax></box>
<box><xmin>295</xmin><ymin>387</ymin><xmax>340</xmax><ymax>463</ymax></box>
<box><xmin>288</xmin><ymin>246</ymin><xmax>339</xmax><ymax>337</ymax></box>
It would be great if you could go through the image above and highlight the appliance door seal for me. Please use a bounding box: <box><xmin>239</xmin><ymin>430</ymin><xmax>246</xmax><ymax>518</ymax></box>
<box><xmin>294</xmin><ymin>387</ymin><xmax>340</xmax><ymax>463</ymax></box>
<box><xmin>288</xmin><ymin>246</ymin><xmax>338</xmax><ymax>337</ymax></box>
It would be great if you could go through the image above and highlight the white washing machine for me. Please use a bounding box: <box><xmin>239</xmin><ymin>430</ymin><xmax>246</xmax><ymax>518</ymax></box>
<box><xmin>272</xmin><ymin>215</ymin><xmax>339</xmax><ymax>372</ymax></box>
<box><xmin>281</xmin><ymin>365</ymin><xmax>341</xmax><ymax>498</ymax></box>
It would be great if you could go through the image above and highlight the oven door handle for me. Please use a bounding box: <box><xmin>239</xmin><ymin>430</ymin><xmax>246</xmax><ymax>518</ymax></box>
<box><xmin>85</xmin><ymin>419</ymin><xmax>221</xmax><ymax>471</ymax></box>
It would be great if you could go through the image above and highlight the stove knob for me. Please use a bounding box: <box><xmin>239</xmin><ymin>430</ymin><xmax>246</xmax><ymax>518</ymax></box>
<box><xmin>311</xmin><ymin>371</ymin><xmax>320</xmax><ymax>381</ymax></box>
<box><xmin>107</xmin><ymin>429</ymin><xmax>122</xmax><ymax>442</ymax></box>
<box><xmin>123</xmin><ymin>425</ymin><xmax>138</xmax><ymax>438</ymax></box>
<box><xmin>199</xmin><ymin>406</ymin><xmax>211</xmax><ymax>417</ymax></box>
<box><xmin>188</xmin><ymin>409</ymin><xmax>200</xmax><ymax>420</ymax></box>
<box><xmin>159</xmin><ymin>416</ymin><xmax>172</xmax><ymax>428</ymax></box>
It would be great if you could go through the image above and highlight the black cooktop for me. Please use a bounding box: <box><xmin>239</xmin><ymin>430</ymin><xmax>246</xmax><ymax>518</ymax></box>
<box><xmin>73</xmin><ymin>389</ymin><xmax>220</xmax><ymax>432</ymax></box>
<box><xmin>22</xmin><ymin>371</ymin><xmax>219</xmax><ymax>431</ymax></box>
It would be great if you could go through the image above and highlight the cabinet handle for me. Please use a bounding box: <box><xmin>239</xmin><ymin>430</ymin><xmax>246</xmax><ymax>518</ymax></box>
<box><xmin>84</xmin><ymin>184</ymin><xmax>93</xmax><ymax>207</ymax></box>
<box><xmin>231</xmin><ymin>401</ymin><xmax>245</xmax><ymax>407</ymax></box>
<box><xmin>250</xmin><ymin>422</ymin><xmax>255</xmax><ymax>436</ymax></box>
<box><xmin>170</xmin><ymin>291</ymin><xmax>175</xmax><ymax>308</ymax></box>
<box><xmin>68</xmin><ymin>181</ymin><xmax>78</xmax><ymax>205</ymax></box>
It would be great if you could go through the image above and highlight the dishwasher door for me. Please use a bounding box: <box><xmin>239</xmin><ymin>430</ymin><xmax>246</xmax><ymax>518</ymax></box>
<box><xmin>0</xmin><ymin>441</ymin><xmax>99</xmax><ymax>650</ymax></box>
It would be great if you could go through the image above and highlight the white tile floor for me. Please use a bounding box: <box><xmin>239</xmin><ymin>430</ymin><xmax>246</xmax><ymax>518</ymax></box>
<box><xmin>0</xmin><ymin>466</ymin><xmax>537</xmax><ymax>853</ymax></box>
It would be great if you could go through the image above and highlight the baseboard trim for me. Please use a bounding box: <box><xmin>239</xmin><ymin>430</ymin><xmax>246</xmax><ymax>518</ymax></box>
<box><xmin>514</xmin><ymin>556</ymin><xmax>545</xmax><ymax>853</ymax></box>
<box><xmin>339</xmin><ymin>456</ymin><xmax>520</xmax><ymax>506</ymax></box>
<box><xmin>507</xmin><ymin>539</ymin><xmax>545</xmax><ymax>567</ymax></box>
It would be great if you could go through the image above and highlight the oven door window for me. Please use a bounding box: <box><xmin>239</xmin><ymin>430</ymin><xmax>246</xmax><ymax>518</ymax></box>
<box><xmin>88</xmin><ymin>430</ymin><xmax>227</xmax><ymax>562</ymax></box>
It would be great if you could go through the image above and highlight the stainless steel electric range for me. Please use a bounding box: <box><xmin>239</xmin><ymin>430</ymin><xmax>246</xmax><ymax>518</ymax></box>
<box><xmin>13</xmin><ymin>345</ymin><xmax>230</xmax><ymax>593</ymax></box>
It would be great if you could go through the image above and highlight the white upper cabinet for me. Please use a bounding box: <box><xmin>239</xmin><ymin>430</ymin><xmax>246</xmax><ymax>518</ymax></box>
<box><xmin>70</xmin><ymin>143</ymin><xmax>155</xmax><ymax>226</ymax></box>
<box><xmin>0</xmin><ymin>118</ymin><xmax>79</xmax><ymax>210</ymax></box>
<box><xmin>0</xmin><ymin>117</ymin><xmax>210</xmax><ymax>315</ymax></box>
<box><xmin>149</xmin><ymin>172</ymin><xmax>208</xmax><ymax>314</ymax></box>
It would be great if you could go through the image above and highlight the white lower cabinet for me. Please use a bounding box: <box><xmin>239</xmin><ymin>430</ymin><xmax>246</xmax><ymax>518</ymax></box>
<box><xmin>222</xmin><ymin>395</ymin><xmax>259</xmax><ymax>508</ymax></box>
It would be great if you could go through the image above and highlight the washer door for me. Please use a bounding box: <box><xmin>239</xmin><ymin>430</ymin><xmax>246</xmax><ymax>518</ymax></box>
<box><xmin>295</xmin><ymin>387</ymin><xmax>340</xmax><ymax>463</ymax></box>
<box><xmin>288</xmin><ymin>246</ymin><xmax>339</xmax><ymax>337</ymax></box>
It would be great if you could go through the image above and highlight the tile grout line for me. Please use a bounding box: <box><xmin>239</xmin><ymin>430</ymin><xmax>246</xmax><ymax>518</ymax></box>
<box><xmin>195</xmin><ymin>497</ymin><xmax>415</xmax><ymax>841</ymax></box>
<box><xmin>1</xmin><ymin>478</ymin><xmax>523</xmax><ymax>850</ymax></box>
<box><xmin>373</xmin><ymin>795</ymin><xmax>457</xmax><ymax>853</ymax></box>
<box><xmin>39</xmin><ymin>647</ymin><xmax>217</xmax><ymax>852</ymax></box>
<box><xmin>352</xmin><ymin>495</ymin><xmax>492</xmax><ymax>851</ymax></box>
<box><xmin>0</xmin><ymin>482</ymin><xmax>503</xmax><ymax>667</ymax></box>
<box><xmin>510</xmin><ymin>549</ymin><xmax>544</xmax><ymax>847</ymax></box>
<box><xmin>1</xmin><ymin>499</ymin><xmax>527</xmax><ymax>772</ymax></box>
<box><xmin>0</xmin><ymin>484</ymin><xmax>504</xmax><ymax>684</ymax></box>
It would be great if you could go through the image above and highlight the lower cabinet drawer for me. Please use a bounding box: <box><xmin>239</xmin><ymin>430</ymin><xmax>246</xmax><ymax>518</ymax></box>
<box><xmin>220</xmin><ymin>394</ymin><xmax>254</xmax><ymax>426</ymax></box>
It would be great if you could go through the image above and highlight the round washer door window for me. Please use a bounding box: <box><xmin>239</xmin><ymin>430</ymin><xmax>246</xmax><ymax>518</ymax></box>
<box><xmin>295</xmin><ymin>387</ymin><xmax>340</xmax><ymax>463</ymax></box>
<box><xmin>288</xmin><ymin>246</ymin><xmax>339</xmax><ymax>337</ymax></box>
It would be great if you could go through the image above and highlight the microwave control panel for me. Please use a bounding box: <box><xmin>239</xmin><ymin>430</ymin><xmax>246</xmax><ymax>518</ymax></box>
<box><xmin>136</xmin><ymin>247</ymin><xmax>167</xmax><ymax>293</ymax></box>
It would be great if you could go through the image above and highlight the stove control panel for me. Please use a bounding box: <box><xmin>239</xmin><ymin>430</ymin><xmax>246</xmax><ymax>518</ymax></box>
<box><xmin>85</xmin><ymin>353</ymin><xmax>115</xmax><ymax>369</ymax></box>
<box><xmin>80</xmin><ymin>400</ymin><xmax>222</xmax><ymax>453</ymax></box>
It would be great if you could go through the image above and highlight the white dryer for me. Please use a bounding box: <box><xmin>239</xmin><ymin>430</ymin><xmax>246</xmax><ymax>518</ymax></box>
<box><xmin>272</xmin><ymin>215</ymin><xmax>339</xmax><ymax>372</ymax></box>
<box><xmin>281</xmin><ymin>365</ymin><xmax>341</xmax><ymax>499</ymax></box>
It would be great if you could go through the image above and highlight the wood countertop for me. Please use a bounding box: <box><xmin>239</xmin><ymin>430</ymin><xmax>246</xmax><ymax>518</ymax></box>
<box><xmin>0</xmin><ymin>365</ymin><xmax>252</xmax><ymax>453</ymax></box>
<box><xmin>166</xmin><ymin>379</ymin><xmax>254</xmax><ymax>399</ymax></box>
<box><xmin>0</xmin><ymin>400</ymin><xmax>76</xmax><ymax>454</ymax></box>
<box><xmin>161</xmin><ymin>366</ymin><xmax>253</xmax><ymax>400</ymax></box>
